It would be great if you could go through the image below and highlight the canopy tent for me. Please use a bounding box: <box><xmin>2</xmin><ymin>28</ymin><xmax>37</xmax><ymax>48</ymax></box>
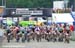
<box><xmin>52</xmin><ymin>13</ymin><xmax>74</xmax><ymax>25</ymax></box>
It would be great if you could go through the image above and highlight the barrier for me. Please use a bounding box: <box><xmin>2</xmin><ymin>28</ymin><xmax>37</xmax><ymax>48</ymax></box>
<box><xmin>71</xmin><ymin>31</ymin><xmax>75</xmax><ymax>41</ymax></box>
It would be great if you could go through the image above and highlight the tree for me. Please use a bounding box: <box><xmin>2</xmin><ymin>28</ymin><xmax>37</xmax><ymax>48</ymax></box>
<box><xmin>6</xmin><ymin>0</ymin><xmax>53</xmax><ymax>8</ymax></box>
<box><xmin>0</xmin><ymin>0</ymin><xmax>2</xmax><ymax>6</ymax></box>
<box><xmin>68</xmin><ymin>0</ymin><xmax>74</xmax><ymax>8</ymax></box>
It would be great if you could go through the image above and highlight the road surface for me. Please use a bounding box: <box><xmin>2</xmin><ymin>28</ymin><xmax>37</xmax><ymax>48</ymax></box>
<box><xmin>0</xmin><ymin>29</ymin><xmax>75</xmax><ymax>48</ymax></box>
<box><xmin>2</xmin><ymin>39</ymin><xmax>75</xmax><ymax>48</ymax></box>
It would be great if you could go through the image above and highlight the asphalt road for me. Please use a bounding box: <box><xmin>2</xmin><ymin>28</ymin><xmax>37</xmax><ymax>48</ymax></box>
<box><xmin>2</xmin><ymin>40</ymin><xmax>75</xmax><ymax>48</ymax></box>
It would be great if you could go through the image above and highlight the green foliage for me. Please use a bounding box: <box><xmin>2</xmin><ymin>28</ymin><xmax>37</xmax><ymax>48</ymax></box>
<box><xmin>0</xmin><ymin>0</ymin><xmax>2</xmax><ymax>6</ymax></box>
<box><xmin>68</xmin><ymin>0</ymin><xmax>74</xmax><ymax>8</ymax></box>
<box><xmin>6</xmin><ymin>0</ymin><xmax>53</xmax><ymax>8</ymax></box>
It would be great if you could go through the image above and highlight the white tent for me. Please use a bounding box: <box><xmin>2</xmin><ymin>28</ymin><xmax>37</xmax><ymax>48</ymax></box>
<box><xmin>52</xmin><ymin>13</ymin><xmax>74</xmax><ymax>24</ymax></box>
